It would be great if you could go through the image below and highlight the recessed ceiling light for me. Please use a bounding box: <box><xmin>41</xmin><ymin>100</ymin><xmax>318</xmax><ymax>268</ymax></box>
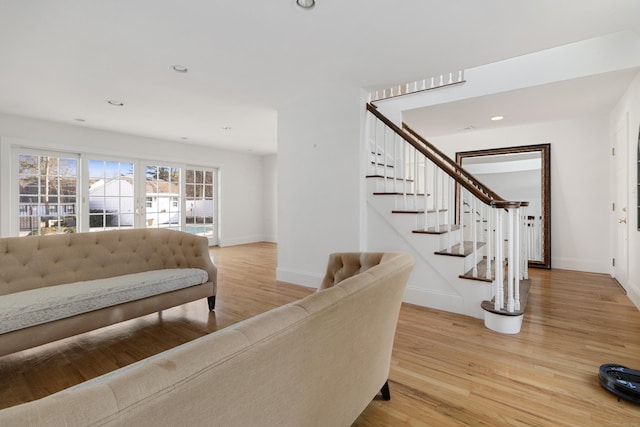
<box><xmin>221</xmin><ymin>126</ymin><xmax>232</xmax><ymax>130</ymax></box>
<box><xmin>296</xmin><ymin>0</ymin><xmax>315</xmax><ymax>9</ymax></box>
<box><xmin>74</xmin><ymin>118</ymin><xmax>86</xmax><ymax>122</ymax></box>
<box><xmin>172</xmin><ymin>65</ymin><xmax>188</xmax><ymax>73</ymax></box>
<box><xmin>107</xmin><ymin>100</ymin><xmax>124</xmax><ymax>106</ymax></box>
<box><xmin>491</xmin><ymin>116</ymin><xmax>504</xmax><ymax>121</ymax></box>
<box><xmin>180</xmin><ymin>137</ymin><xmax>188</xmax><ymax>140</ymax></box>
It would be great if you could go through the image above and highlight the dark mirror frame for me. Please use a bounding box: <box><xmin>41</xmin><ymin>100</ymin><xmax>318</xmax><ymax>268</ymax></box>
<box><xmin>456</xmin><ymin>143</ymin><xmax>551</xmax><ymax>269</ymax></box>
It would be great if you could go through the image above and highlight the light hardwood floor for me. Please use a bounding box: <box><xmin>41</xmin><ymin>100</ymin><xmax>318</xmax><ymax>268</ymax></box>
<box><xmin>1</xmin><ymin>243</ymin><xmax>640</xmax><ymax>426</ymax></box>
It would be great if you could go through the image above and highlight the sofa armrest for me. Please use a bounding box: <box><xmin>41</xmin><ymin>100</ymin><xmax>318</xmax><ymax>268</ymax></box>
<box><xmin>318</xmin><ymin>252</ymin><xmax>387</xmax><ymax>290</ymax></box>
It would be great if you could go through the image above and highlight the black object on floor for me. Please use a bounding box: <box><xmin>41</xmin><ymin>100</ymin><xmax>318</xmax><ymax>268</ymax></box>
<box><xmin>599</xmin><ymin>364</ymin><xmax>640</xmax><ymax>404</ymax></box>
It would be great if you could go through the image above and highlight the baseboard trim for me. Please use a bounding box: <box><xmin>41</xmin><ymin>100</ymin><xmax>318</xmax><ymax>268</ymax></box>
<box><xmin>276</xmin><ymin>268</ymin><xmax>322</xmax><ymax>288</ymax></box>
<box><xmin>219</xmin><ymin>235</ymin><xmax>273</xmax><ymax>247</ymax></box>
<box><xmin>403</xmin><ymin>286</ymin><xmax>484</xmax><ymax>319</ymax></box>
<box><xmin>551</xmin><ymin>257</ymin><xmax>608</xmax><ymax>274</ymax></box>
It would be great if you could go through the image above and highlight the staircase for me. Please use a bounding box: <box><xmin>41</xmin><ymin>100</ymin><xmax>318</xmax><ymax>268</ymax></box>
<box><xmin>365</xmin><ymin>103</ymin><xmax>531</xmax><ymax>334</ymax></box>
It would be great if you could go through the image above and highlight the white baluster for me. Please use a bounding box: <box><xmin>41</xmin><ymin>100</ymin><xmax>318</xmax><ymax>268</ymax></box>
<box><xmin>446</xmin><ymin>177</ymin><xmax>452</xmax><ymax>251</ymax></box>
<box><xmin>522</xmin><ymin>207</ymin><xmax>529</xmax><ymax>280</ymax></box>
<box><xmin>413</xmin><ymin>148</ymin><xmax>426</xmax><ymax>211</ymax></box>
<box><xmin>507</xmin><ymin>208</ymin><xmax>515</xmax><ymax>313</ymax></box>
<box><xmin>486</xmin><ymin>203</ymin><xmax>492</xmax><ymax>280</ymax></box>
<box><xmin>514</xmin><ymin>206</ymin><xmax>521</xmax><ymax>311</ymax></box>
<box><xmin>422</xmin><ymin>158</ymin><xmax>428</xmax><ymax>230</ymax></box>
<box><xmin>434</xmin><ymin>167</ymin><xmax>440</xmax><ymax>232</ymax></box>
<box><xmin>472</xmin><ymin>197</ymin><xmax>478</xmax><ymax>277</ymax></box>
<box><xmin>448</xmin><ymin>72</ymin><xmax>453</xmax><ymax>84</ymax></box>
<box><xmin>430</xmin><ymin>77</ymin><xmax>435</xmax><ymax>88</ymax></box>
<box><xmin>439</xmin><ymin>75</ymin><xmax>444</xmax><ymax>86</ymax></box>
<box><xmin>458</xmin><ymin>70</ymin><xmax>463</xmax><ymax>82</ymax></box>
<box><xmin>494</xmin><ymin>207</ymin><xmax>503</xmax><ymax>310</ymax></box>
<box><xmin>458</xmin><ymin>189</ymin><xmax>465</xmax><ymax>255</ymax></box>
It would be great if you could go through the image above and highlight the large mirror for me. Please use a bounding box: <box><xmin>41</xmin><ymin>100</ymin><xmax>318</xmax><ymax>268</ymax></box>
<box><xmin>456</xmin><ymin>143</ymin><xmax>551</xmax><ymax>269</ymax></box>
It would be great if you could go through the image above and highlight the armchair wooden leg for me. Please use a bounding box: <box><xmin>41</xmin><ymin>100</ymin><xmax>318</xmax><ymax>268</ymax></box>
<box><xmin>207</xmin><ymin>296</ymin><xmax>216</xmax><ymax>311</ymax></box>
<box><xmin>380</xmin><ymin>380</ymin><xmax>391</xmax><ymax>401</ymax></box>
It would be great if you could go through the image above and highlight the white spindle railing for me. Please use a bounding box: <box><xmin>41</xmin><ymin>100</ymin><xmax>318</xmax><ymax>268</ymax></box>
<box><xmin>369</xmin><ymin>70</ymin><xmax>466</xmax><ymax>102</ymax></box>
<box><xmin>366</xmin><ymin>103</ymin><xmax>529</xmax><ymax>316</ymax></box>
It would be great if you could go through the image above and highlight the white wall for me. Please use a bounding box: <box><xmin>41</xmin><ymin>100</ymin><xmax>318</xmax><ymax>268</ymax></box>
<box><xmin>276</xmin><ymin>88</ymin><xmax>364</xmax><ymax>287</ymax></box>
<box><xmin>611</xmin><ymin>71</ymin><xmax>640</xmax><ymax>308</ymax></box>
<box><xmin>0</xmin><ymin>112</ymin><xmax>273</xmax><ymax>245</ymax></box>
<box><xmin>422</xmin><ymin>116</ymin><xmax>611</xmax><ymax>273</ymax></box>
<box><xmin>262</xmin><ymin>154</ymin><xmax>277</xmax><ymax>243</ymax></box>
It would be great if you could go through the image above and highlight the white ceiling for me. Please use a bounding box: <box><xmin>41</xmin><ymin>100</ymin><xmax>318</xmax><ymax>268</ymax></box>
<box><xmin>403</xmin><ymin>68</ymin><xmax>640</xmax><ymax>138</ymax></box>
<box><xmin>0</xmin><ymin>1</ymin><xmax>639</xmax><ymax>154</ymax></box>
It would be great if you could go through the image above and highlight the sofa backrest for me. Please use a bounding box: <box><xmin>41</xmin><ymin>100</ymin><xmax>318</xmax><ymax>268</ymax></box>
<box><xmin>0</xmin><ymin>229</ymin><xmax>216</xmax><ymax>296</ymax></box>
<box><xmin>0</xmin><ymin>252</ymin><xmax>414</xmax><ymax>427</ymax></box>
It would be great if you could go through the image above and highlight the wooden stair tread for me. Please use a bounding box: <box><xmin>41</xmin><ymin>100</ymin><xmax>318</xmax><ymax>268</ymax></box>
<box><xmin>413</xmin><ymin>224</ymin><xmax>460</xmax><ymax>235</ymax></box>
<box><xmin>371</xmin><ymin>162</ymin><xmax>394</xmax><ymax>168</ymax></box>
<box><xmin>392</xmin><ymin>210</ymin><xmax>424</xmax><ymax>214</ymax></box>
<box><xmin>481</xmin><ymin>278</ymin><xmax>531</xmax><ymax>316</ymax></box>
<box><xmin>392</xmin><ymin>208</ymin><xmax>447</xmax><ymax>214</ymax></box>
<box><xmin>459</xmin><ymin>258</ymin><xmax>494</xmax><ymax>282</ymax></box>
<box><xmin>374</xmin><ymin>192</ymin><xmax>427</xmax><ymax>196</ymax></box>
<box><xmin>435</xmin><ymin>241</ymin><xmax>485</xmax><ymax>257</ymax></box>
<box><xmin>365</xmin><ymin>175</ymin><xmax>414</xmax><ymax>182</ymax></box>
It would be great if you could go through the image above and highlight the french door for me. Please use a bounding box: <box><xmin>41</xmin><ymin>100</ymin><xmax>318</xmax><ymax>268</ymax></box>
<box><xmin>185</xmin><ymin>166</ymin><xmax>218</xmax><ymax>245</ymax></box>
<box><xmin>17</xmin><ymin>150</ymin><xmax>79</xmax><ymax>236</ymax></box>
<box><xmin>87</xmin><ymin>159</ymin><xmax>135</xmax><ymax>231</ymax></box>
<box><xmin>14</xmin><ymin>149</ymin><xmax>218</xmax><ymax>244</ymax></box>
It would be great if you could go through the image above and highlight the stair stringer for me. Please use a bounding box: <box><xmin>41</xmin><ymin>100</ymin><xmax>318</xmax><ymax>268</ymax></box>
<box><xmin>367</xmin><ymin>191</ymin><xmax>490</xmax><ymax>319</ymax></box>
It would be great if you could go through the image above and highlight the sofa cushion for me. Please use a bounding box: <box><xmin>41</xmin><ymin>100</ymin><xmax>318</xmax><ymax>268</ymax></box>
<box><xmin>0</xmin><ymin>268</ymin><xmax>208</xmax><ymax>334</ymax></box>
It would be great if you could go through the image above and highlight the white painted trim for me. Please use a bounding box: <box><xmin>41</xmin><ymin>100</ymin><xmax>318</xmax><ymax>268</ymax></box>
<box><xmin>276</xmin><ymin>268</ymin><xmax>323</xmax><ymax>288</ymax></box>
<box><xmin>484</xmin><ymin>311</ymin><xmax>524</xmax><ymax>334</ymax></box>
<box><xmin>621</xmin><ymin>280</ymin><xmax>640</xmax><ymax>311</ymax></box>
<box><xmin>218</xmin><ymin>235</ymin><xmax>272</xmax><ymax>248</ymax></box>
<box><xmin>551</xmin><ymin>256</ymin><xmax>609</xmax><ymax>274</ymax></box>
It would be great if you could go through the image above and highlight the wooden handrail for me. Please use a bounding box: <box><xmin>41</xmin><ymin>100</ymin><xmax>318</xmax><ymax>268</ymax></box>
<box><xmin>366</xmin><ymin>103</ymin><xmax>518</xmax><ymax>207</ymax></box>
<box><xmin>402</xmin><ymin>123</ymin><xmax>504</xmax><ymax>202</ymax></box>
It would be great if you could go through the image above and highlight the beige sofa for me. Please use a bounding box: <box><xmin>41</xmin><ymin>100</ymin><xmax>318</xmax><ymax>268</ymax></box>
<box><xmin>0</xmin><ymin>228</ymin><xmax>217</xmax><ymax>357</ymax></box>
<box><xmin>0</xmin><ymin>251</ymin><xmax>414</xmax><ymax>427</ymax></box>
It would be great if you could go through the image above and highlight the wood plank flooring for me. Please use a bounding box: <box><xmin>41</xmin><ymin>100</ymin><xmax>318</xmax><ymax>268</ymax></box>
<box><xmin>2</xmin><ymin>243</ymin><xmax>640</xmax><ymax>426</ymax></box>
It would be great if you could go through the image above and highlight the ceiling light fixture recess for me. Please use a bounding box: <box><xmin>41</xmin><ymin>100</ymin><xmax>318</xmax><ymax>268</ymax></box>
<box><xmin>172</xmin><ymin>65</ymin><xmax>188</xmax><ymax>73</ymax></box>
<box><xmin>491</xmin><ymin>115</ymin><xmax>504</xmax><ymax>121</ymax></box>
<box><xmin>107</xmin><ymin>100</ymin><xmax>124</xmax><ymax>106</ymax></box>
<box><xmin>296</xmin><ymin>0</ymin><xmax>315</xmax><ymax>9</ymax></box>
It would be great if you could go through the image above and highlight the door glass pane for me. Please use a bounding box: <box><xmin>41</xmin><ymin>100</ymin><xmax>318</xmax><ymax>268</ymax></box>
<box><xmin>88</xmin><ymin>159</ymin><xmax>135</xmax><ymax>231</ymax></box>
<box><xmin>185</xmin><ymin>166</ymin><xmax>216</xmax><ymax>239</ymax></box>
<box><xmin>145</xmin><ymin>164</ymin><xmax>181</xmax><ymax>229</ymax></box>
<box><xmin>18</xmin><ymin>153</ymin><xmax>78</xmax><ymax>236</ymax></box>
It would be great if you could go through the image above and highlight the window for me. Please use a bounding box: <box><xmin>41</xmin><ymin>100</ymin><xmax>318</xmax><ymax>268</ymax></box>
<box><xmin>12</xmin><ymin>150</ymin><xmax>218</xmax><ymax>241</ymax></box>
<box><xmin>88</xmin><ymin>160</ymin><xmax>135</xmax><ymax>231</ymax></box>
<box><xmin>145</xmin><ymin>165</ymin><xmax>181</xmax><ymax>229</ymax></box>
<box><xmin>185</xmin><ymin>167</ymin><xmax>217</xmax><ymax>243</ymax></box>
<box><xmin>18</xmin><ymin>152</ymin><xmax>78</xmax><ymax>236</ymax></box>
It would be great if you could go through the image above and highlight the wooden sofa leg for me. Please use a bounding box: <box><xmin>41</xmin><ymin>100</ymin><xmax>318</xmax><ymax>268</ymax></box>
<box><xmin>207</xmin><ymin>296</ymin><xmax>216</xmax><ymax>311</ymax></box>
<box><xmin>380</xmin><ymin>381</ymin><xmax>391</xmax><ymax>401</ymax></box>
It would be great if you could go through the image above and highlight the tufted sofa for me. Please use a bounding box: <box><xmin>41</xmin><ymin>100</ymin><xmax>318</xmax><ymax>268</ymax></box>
<box><xmin>0</xmin><ymin>251</ymin><xmax>414</xmax><ymax>427</ymax></box>
<box><xmin>0</xmin><ymin>228</ymin><xmax>216</xmax><ymax>357</ymax></box>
